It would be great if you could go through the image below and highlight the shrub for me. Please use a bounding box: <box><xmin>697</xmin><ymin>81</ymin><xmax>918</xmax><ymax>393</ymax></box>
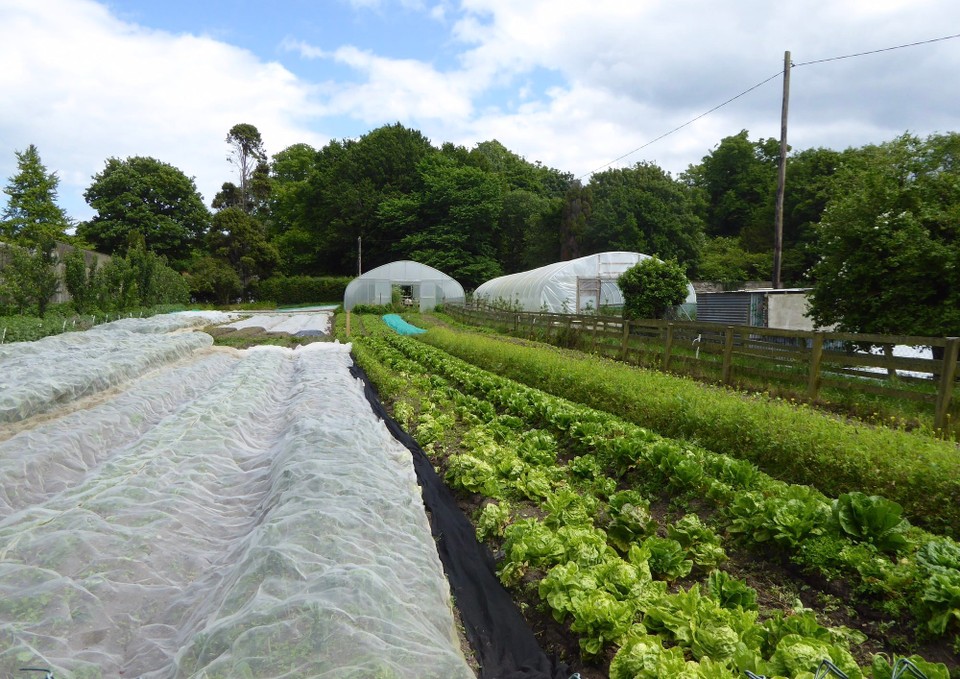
<box><xmin>618</xmin><ymin>258</ymin><xmax>689</xmax><ymax>320</ymax></box>
<box><xmin>256</xmin><ymin>275</ymin><xmax>352</xmax><ymax>305</ymax></box>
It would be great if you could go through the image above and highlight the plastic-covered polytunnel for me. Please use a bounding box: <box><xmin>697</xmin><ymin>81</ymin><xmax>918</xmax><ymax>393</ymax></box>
<box><xmin>473</xmin><ymin>251</ymin><xmax>697</xmax><ymax>315</ymax></box>
<box><xmin>343</xmin><ymin>260</ymin><xmax>466</xmax><ymax>312</ymax></box>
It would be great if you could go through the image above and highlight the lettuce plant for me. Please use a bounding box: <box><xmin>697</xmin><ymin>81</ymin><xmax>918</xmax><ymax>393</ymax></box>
<box><xmin>916</xmin><ymin>538</ymin><xmax>960</xmax><ymax>574</ymax></box>
<box><xmin>538</xmin><ymin>561</ymin><xmax>641</xmax><ymax>657</ymax></box>
<box><xmin>445</xmin><ymin>453</ymin><xmax>503</xmax><ymax>497</ymax></box>
<box><xmin>668</xmin><ymin>514</ymin><xmax>728</xmax><ymax>570</ymax></box>
<box><xmin>605</xmin><ymin>490</ymin><xmax>657</xmax><ymax>553</ymax></box>
<box><xmin>498</xmin><ymin>518</ymin><xmax>564</xmax><ymax>585</ymax></box>
<box><xmin>728</xmin><ymin>487</ymin><xmax>830</xmax><ymax>551</ymax></box>
<box><xmin>831</xmin><ymin>492</ymin><xmax>909</xmax><ymax>554</ymax></box>
<box><xmin>641</xmin><ymin>585</ymin><xmax>743</xmax><ymax>666</ymax></box>
<box><xmin>610</xmin><ymin>629</ymin><xmax>740</xmax><ymax>679</ymax></box>
<box><xmin>762</xmin><ymin>633</ymin><xmax>863</xmax><ymax>679</ymax></box>
<box><xmin>475</xmin><ymin>501</ymin><xmax>512</xmax><ymax>542</ymax></box>
<box><xmin>708</xmin><ymin>570</ymin><xmax>758</xmax><ymax>612</ymax></box>
<box><xmin>643</xmin><ymin>536</ymin><xmax>693</xmax><ymax>581</ymax></box>
<box><xmin>921</xmin><ymin>570</ymin><xmax>960</xmax><ymax>635</ymax></box>
<box><xmin>870</xmin><ymin>654</ymin><xmax>950</xmax><ymax>679</ymax></box>
<box><xmin>543</xmin><ymin>487</ymin><xmax>597</xmax><ymax>529</ymax></box>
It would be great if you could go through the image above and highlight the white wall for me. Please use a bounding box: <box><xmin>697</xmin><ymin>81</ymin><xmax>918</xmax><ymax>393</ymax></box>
<box><xmin>767</xmin><ymin>292</ymin><xmax>821</xmax><ymax>331</ymax></box>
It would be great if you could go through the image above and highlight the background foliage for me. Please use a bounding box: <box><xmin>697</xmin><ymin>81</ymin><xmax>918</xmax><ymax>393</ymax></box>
<box><xmin>2</xmin><ymin>126</ymin><xmax>960</xmax><ymax>340</ymax></box>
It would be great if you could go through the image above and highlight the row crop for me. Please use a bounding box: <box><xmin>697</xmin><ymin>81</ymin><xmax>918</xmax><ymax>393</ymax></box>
<box><xmin>414</xmin><ymin>321</ymin><xmax>960</xmax><ymax>540</ymax></box>
<box><xmin>350</xmin><ymin>327</ymin><xmax>956</xmax><ymax>678</ymax></box>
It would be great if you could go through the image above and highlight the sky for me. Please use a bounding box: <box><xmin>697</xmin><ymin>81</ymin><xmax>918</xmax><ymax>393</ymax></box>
<box><xmin>1</xmin><ymin>0</ymin><xmax>959</xmax><ymax>223</ymax></box>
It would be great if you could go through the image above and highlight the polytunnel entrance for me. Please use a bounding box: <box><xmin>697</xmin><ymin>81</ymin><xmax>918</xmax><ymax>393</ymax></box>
<box><xmin>344</xmin><ymin>260</ymin><xmax>466</xmax><ymax>312</ymax></box>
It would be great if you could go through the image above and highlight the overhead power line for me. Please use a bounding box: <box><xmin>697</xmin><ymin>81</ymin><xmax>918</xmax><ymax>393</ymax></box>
<box><xmin>577</xmin><ymin>70</ymin><xmax>783</xmax><ymax>180</ymax></box>
<box><xmin>793</xmin><ymin>32</ymin><xmax>960</xmax><ymax>67</ymax></box>
<box><xmin>580</xmin><ymin>32</ymin><xmax>960</xmax><ymax>179</ymax></box>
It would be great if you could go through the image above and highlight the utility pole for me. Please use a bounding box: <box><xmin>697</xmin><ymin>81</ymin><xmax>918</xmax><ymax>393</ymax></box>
<box><xmin>773</xmin><ymin>50</ymin><xmax>791</xmax><ymax>289</ymax></box>
<box><xmin>357</xmin><ymin>235</ymin><xmax>362</xmax><ymax>276</ymax></box>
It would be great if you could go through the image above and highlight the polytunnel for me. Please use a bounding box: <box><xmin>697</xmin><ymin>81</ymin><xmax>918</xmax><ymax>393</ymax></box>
<box><xmin>473</xmin><ymin>251</ymin><xmax>697</xmax><ymax>315</ymax></box>
<box><xmin>343</xmin><ymin>260</ymin><xmax>466</xmax><ymax>312</ymax></box>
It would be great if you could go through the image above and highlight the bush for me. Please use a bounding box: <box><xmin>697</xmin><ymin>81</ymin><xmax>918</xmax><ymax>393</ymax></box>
<box><xmin>256</xmin><ymin>275</ymin><xmax>352</xmax><ymax>305</ymax></box>
<box><xmin>618</xmin><ymin>258</ymin><xmax>689</xmax><ymax>320</ymax></box>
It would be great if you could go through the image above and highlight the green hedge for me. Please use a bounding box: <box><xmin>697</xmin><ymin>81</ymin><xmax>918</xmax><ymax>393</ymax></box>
<box><xmin>256</xmin><ymin>275</ymin><xmax>352</xmax><ymax>305</ymax></box>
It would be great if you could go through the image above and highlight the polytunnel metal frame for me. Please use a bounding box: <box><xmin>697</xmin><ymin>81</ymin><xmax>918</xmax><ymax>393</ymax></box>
<box><xmin>343</xmin><ymin>260</ymin><xmax>466</xmax><ymax>312</ymax></box>
<box><xmin>473</xmin><ymin>251</ymin><xmax>697</xmax><ymax>315</ymax></box>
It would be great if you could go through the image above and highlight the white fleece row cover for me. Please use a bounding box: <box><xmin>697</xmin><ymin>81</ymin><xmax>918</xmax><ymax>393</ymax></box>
<box><xmin>0</xmin><ymin>314</ymin><xmax>474</xmax><ymax>679</ymax></box>
<box><xmin>223</xmin><ymin>312</ymin><xmax>333</xmax><ymax>335</ymax></box>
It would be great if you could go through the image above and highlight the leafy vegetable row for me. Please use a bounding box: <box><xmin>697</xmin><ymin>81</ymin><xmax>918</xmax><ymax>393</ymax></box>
<box><xmin>353</xmin><ymin>331</ymin><xmax>954</xmax><ymax>678</ymax></box>
<box><xmin>416</xmin><ymin>322</ymin><xmax>960</xmax><ymax>539</ymax></box>
<box><xmin>381</xmin><ymin>331</ymin><xmax>960</xmax><ymax>644</ymax></box>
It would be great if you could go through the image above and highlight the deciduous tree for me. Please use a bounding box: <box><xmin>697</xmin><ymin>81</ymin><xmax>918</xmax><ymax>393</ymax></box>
<box><xmin>220</xmin><ymin>123</ymin><xmax>268</xmax><ymax>214</ymax></box>
<box><xmin>807</xmin><ymin>132</ymin><xmax>960</xmax><ymax>338</ymax></box>
<box><xmin>586</xmin><ymin>162</ymin><xmax>704</xmax><ymax>270</ymax></box>
<box><xmin>206</xmin><ymin>207</ymin><xmax>280</xmax><ymax>292</ymax></box>
<box><xmin>0</xmin><ymin>244</ymin><xmax>60</xmax><ymax>316</ymax></box>
<box><xmin>78</xmin><ymin>156</ymin><xmax>210</xmax><ymax>263</ymax></box>
<box><xmin>683</xmin><ymin>130</ymin><xmax>778</xmax><ymax>241</ymax></box>
<box><xmin>302</xmin><ymin>123</ymin><xmax>437</xmax><ymax>275</ymax></box>
<box><xmin>395</xmin><ymin>154</ymin><xmax>504</xmax><ymax>288</ymax></box>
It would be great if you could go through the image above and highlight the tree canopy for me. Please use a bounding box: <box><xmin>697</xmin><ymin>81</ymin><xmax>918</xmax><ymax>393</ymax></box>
<box><xmin>78</xmin><ymin>156</ymin><xmax>210</xmax><ymax>263</ymax></box>
<box><xmin>5</xmin><ymin>121</ymin><xmax>960</xmax><ymax>326</ymax></box>
<box><xmin>586</xmin><ymin>162</ymin><xmax>704</xmax><ymax>272</ymax></box>
<box><xmin>206</xmin><ymin>207</ymin><xmax>280</xmax><ymax>293</ymax></box>
<box><xmin>683</xmin><ymin>130</ymin><xmax>778</xmax><ymax>241</ymax></box>
<box><xmin>218</xmin><ymin>123</ymin><xmax>269</xmax><ymax>214</ymax></box>
<box><xmin>807</xmin><ymin>132</ymin><xmax>960</xmax><ymax>337</ymax></box>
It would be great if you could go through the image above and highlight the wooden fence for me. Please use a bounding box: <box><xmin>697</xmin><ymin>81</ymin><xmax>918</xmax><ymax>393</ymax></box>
<box><xmin>446</xmin><ymin>305</ymin><xmax>960</xmax><ymax>432</ymax></box>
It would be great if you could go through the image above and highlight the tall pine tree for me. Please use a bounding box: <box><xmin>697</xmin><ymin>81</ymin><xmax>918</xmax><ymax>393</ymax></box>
<box><xmin>1</xmin><ymin>144</ymin><xmax>70</xmax><ymax>248</ymax></box>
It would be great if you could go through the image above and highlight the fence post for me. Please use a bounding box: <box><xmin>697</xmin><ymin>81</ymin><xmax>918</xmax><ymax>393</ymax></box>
<box><xmin>807</xmin><ymin>332</ymin><xmax>824</xmax><ymax>400</ymax></box>
<box><xmin>722</xmin><ymin>326</ymin><xmax>735</xmax><ymax>384</ymax></box>
<box><xmin>620</xmin><ymin>320</ymin><xmax>630</xmax><ymax>360</ymax></box>
<box><xmin>934</xmin><ymin>337</ymin><xmax>960</xmax><ymax>433</ymax></box>
<box><xmin>663</xmin><ymin>323</ymin><xmax>675</xmax><ymax>371</ymax></box>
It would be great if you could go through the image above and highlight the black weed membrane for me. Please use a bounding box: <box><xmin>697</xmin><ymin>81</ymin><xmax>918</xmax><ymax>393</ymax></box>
<box><xmin>351</xmin><ymin>363</ymin><xmax>573</xmax><ymax>679</ymax></box>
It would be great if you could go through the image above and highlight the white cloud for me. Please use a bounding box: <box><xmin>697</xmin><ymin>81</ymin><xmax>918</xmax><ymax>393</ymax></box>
<box><xmin>289</xmin><ymin>43</ymin><xmax>479</xmax><ymax>123</ymax></box>
<box><xmin>1</xmin><ymin>0</ymin><xmax>958</xmax><ymax>228</ymax></box>
<box><xmin>0</xmin><ymin>0</ymin><xmax>326</xmax><ymax>221</ymax></box>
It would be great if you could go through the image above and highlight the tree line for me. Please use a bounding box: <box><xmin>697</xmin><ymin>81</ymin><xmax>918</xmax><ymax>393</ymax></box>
<box><xmin>1</xmin><ymin>123</ymin><xmax>958</xmax><ymax>337</ymax></box>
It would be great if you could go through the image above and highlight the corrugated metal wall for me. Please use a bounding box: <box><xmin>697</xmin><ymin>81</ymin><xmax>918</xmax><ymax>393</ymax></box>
<box><xmin>696</xmin><ymin>291</ymin><xmax>753</xmax><ymax>325</ymax></box>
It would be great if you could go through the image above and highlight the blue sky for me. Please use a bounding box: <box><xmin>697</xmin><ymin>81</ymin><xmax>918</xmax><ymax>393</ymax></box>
<box><xmin>2</xmin><ymin>0</ymin><xmax>959</xmax><ymax>223</ymax></box>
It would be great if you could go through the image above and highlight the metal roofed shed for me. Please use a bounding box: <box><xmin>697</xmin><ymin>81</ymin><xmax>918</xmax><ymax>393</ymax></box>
<box><xmin>343</xmin><ymin>260</ymin><xmax>466</xmax><ymax>312</ymax></box>
<box><xmin>696</xmin><ymin>288</ymin><xmax>821</xmax><ymax>331</ymax></box>
<box><xmin>473</xmin><ymin>251</ymin><xmax>697</xmax><ymax>315</ymax></box>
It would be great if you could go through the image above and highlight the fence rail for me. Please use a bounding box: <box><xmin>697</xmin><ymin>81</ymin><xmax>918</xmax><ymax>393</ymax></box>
<box><xmin>446</xmin><ymin>305</ymin><xmax>960</xmax><ymax>432</ymax></box>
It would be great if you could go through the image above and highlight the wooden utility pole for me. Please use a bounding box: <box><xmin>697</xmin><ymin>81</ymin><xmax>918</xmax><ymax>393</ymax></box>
<box><xmin>773</xmin><ymin>50</ymin><xmax>791</xmax><ymax>289</ymax></box>
<box><xmin>357</xmin><ymin>235</ymin><xmax>362</xmax><ymax>276</ymax></box>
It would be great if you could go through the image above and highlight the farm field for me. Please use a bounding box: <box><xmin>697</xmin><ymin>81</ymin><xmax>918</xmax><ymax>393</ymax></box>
<box><xmin>3</xmin><ymin>308</ymin><xmax>958</xmax><ymax>678</ymax></box>
<box><xmin>0</xmin><ymin>312</ymin><xmax>474</xmax><ymax>678</ymax></box>
<box><xmin>345</xmin><ymin>313</ymin><xmax>960</xmax><ymax>679</ymax></box>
